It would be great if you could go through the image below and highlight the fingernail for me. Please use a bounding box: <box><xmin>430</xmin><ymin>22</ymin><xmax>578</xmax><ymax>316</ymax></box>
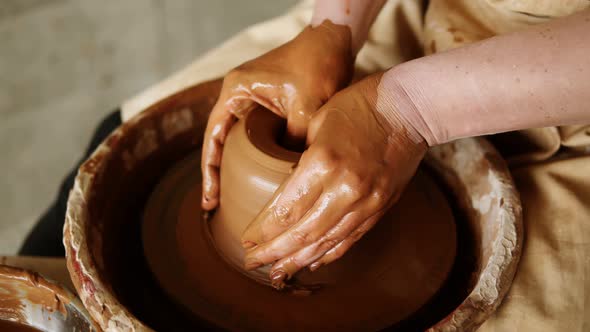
<box><xmin>244</xmin><ymin>258</ymin><xmax>262</xmax><ymax>270</ymax></box>
<box><xmin>242</xmin><ymin>240</ymin><xmax>257</xmax><ymax>249</ymax></box>
<box><xmin>270</xmin><ymin>270</ymin><xmax>287</xmax><ymax>290</ymax></box>
<box><xmin>309</xmin><ymin>262</ymin><xmax>322</xmax><ymax>272</ymax></box>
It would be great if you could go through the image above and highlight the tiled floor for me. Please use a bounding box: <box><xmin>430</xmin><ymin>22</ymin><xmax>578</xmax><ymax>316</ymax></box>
<box><xmin>0</xmin><ymin>0</ymin><xmax>297</xmax><ymax>254</ymax></box>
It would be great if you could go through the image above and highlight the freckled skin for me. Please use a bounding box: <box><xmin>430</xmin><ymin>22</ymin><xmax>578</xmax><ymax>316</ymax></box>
<box><xmin>384</xmin><ymin>9</ymin><xmax>590</xmax><ymax>146</ymax></box>
<box><xmin>201</xmin><ymin>21</ymin><xmax>354</xmax><ymax>210</ymax></box>
<box><xmin>241</xmin><ymin>75</ymin><xmax>427</xmax><ymax>288</ymax></box>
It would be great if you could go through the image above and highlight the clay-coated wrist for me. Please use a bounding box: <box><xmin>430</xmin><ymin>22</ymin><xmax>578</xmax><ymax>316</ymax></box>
<box><xmin>355</xmin><ymin>73</ymin><xmax>428</xmax><ymax>155</ymax></box>
<box><xmin>376</xmin><ymin>65</ymin><xmax>442</xmax><ymax>147</ymax></box>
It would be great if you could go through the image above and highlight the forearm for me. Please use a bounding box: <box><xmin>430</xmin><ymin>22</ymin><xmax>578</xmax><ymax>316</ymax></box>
<box><xmin>379</xmin><ymin>9</ymin><xmax>590</xmax><ymax>146</ymax></box>
<box><xmin>311</xmin><ymin>0</ymin><xmax>386</xmax><ymax>55</ymax></box>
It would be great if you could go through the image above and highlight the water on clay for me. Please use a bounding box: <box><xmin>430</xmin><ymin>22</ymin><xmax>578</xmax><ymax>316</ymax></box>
<box><xmin>141</xmin><ymin>108</ymin><xmax>458</xmax><ymax>331</ymax></box>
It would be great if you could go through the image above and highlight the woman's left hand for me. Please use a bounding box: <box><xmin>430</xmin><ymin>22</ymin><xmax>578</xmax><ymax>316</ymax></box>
<box><xmin>240</xmin><ymin>74</ymin><xmax>428</xmax><ymax>289</ymax></box>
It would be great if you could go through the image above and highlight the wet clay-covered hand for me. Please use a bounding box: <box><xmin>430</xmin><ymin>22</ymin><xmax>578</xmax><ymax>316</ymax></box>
<box><xmin>241</xmin><ymin>74</ymin><xmax>428</xmax><ymax>289</ymax></box>
<box><xmin>201</xmin><ymin>21</ymin><xmax>354</xmax><ymax>210</ymax></box>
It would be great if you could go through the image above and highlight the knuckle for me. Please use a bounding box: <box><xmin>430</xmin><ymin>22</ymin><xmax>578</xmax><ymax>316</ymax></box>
<box><xmin>256</xmin><ymin>247</ymin><xmax>277</xmax><ymax>263</ymax></box>
<box><xmin>340</xmin><ymin>173</ymin><xmax>368</xmax><ymax>201</ymax></box>
<box><xmin>302</xmin><ymin>231</ymin><xmax>321</xmax><ymax>244</ymax></box>
<box><xmin>265</xmin><ymin>253</ymin><xmax>281</xmax><ymax>264</ymax></box>
<box><xmin>290</xmin><ymin>256</ymin><xmax>304</xmax><ymax>269</ymax></box>
<box><xmin>368</xmin><ymin>189</ymin><xmax>388</xmax><ymax>209</ymax></box>
<box><xmin>310</xmin><ymin>146</ymin><xmax>340</xmax><ymax>170</ymax></box>
<box><xmin>276</xmin><ymin>217</ymin><xmax>292</xmax><ymax>229</ymax></box>
<box><xmin>351</xmin><ymin>228</ymin><xmax>367</xmax><ymax>242</ymax></box>
<box><xmin>346</xmin><ymin>186</ymin><xmax>364</xmax><ymax>201</ymax></box>
<box><xmin>271</xmin><ymin>205</ymin><xmax>292</xmax><ymax>228</ymax></box>
<box><xmin>288</xmin><ymin>229</ymin><xmax>309</xmax><ymax>246</ymax></box>
<box><xmin>318</xmin><ymin>238</ymin><xmax>341</xmax><ymax>252</ymax></box>
<box><xmin>346</xmin><ymin>170</ymin><xmax>365</xmax><ymax>188</ymax></box>
<box><xmin>283</xmin><ymin>256</ymin><xmax>303</xmax><ymax>271</ymax></box>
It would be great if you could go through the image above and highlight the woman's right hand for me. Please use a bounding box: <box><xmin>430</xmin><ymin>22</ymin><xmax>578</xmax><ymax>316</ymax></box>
<box><xmin>201</xmin><ymin>21</ymin><xmax>354</xmax><ymax>211</ymax></box>
<box><xmin>240</xmin><ymin>73</ymin><xmax>428</xmax><ymax>287</ymax></box>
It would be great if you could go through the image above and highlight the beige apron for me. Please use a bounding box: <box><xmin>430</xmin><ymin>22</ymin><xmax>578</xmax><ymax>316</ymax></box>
<box><xmin>122</xmin><ymin>1</ymin><xmax>590</xmax><ymax>330</ymax></box>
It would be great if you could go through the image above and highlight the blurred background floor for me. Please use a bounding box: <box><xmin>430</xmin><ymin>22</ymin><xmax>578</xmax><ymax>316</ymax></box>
<box><xmin>0</xmin><ymin>0</ymin><xmax>297</xmax><ymax>254</ymax></box>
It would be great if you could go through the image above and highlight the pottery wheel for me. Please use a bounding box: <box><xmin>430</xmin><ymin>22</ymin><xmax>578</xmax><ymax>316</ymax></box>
<box><xmin>142</xmin><ymin>152</ymin><xmax>457</xmax><ymax>331</ymax></box>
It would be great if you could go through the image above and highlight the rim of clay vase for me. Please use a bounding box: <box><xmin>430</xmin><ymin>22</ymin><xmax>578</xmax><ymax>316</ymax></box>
<box><xmin>63</xmin><ymin>79</ymin><xmax>523</xmax><ymax>332</ymax></box>
<box><xmin>240</xmin><ymin>107</ymin><xmax>301</xmax><ymax>172</ymax></box>
<box><xmin>0</xmin><ymin>265</ymin><xmax>98</xmax><ymax>332</ymax></box>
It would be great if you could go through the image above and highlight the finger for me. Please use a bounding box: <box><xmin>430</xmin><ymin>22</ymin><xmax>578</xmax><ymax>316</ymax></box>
<box><xmin>241</xmin><ymin>161</ymin><xmax>322</xmax><ymax>247</ymax></box>
<box><xmin>282</xmin><ymin>110</ymin><xmax>308</xmax><ymax>150</ymax></box>
<box><xmin>309</xmin><ymin>210</ymin><xmax>384</xmax><ymax>271</ymax></box>
<box><xmin>201</xmin><ymin>100</ymin><xmax>233</xmax><ymax>210</ymax></box>
<box><xmin>244</xmin><ymin>190</ymin><xmax>356</xmax><ymax>269</ymax></box>
<box><xmin>201</xmin><ymin>94</ymin><xmax>253</xmax><ymax>210</ymax></box>
<box><xmin>225</xmin><ymin>95</ymin><xmax>259</xmax><ymax>119</ymax></box>
<box><xmin>286</xmin><ymin>109</ymin><xmax>308</xmax><ymax>139</ymax></box>
<box><xmin>267</xmin><ymin>208</ymin><xmax>369</xmax><ymax>286</ymax></box>
<box><xmin>283</xmin><ymin>99</ymin><xmax>316</xmax><ymax>149</ymax></box>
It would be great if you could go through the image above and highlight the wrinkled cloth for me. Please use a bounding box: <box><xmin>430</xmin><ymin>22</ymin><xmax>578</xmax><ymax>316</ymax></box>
<box><xmin>122</xmin><ymin>0</ymin><xmax>590</xmax><ymax>330</ymax></box>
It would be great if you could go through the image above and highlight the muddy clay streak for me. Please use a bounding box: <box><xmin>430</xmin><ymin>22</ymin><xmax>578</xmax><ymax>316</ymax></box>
<box><xmin>0</xmin><ymin>266</ymin><xmax>69</xmax><ymax>322</ymax></box>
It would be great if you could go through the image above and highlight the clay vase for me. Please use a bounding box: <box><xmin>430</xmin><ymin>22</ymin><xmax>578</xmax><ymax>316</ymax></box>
<box><xmin>209</xmin><ymin>107</ymin><xmax>299</xmax><ymax>284</ymax></box>
<box><xmin>208</xmin><ymin>106</ymin><xmax>459</xmax><ymax>296</ymax></box>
